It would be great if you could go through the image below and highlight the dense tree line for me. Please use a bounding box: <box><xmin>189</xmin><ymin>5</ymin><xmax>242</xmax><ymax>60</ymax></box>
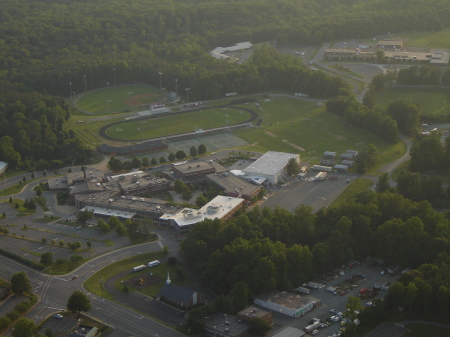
<box><xmin>181</xmin><ymin>191</ymin><xmax>450</xmax><ymax>296</ymax></box>
<box><xmin>0</xmin><ymin>84</ymin><xmax>93</xmax><ymax>170</ymax></box>
<box><xmin>397</xmin><ymin>65</ymin><xmax>446</xmax><ymax>85</ymax></box>
<box><xmin>410</xmin><ymin>134</ymin><xmax>450</xmax><ymax>172</ymax></box>
<box><xmin>1</xmin><ymin>0</ymin><xmax>448</xmax><ymax>100</ymax></box>
<box><xmin>326</xmin><ymin>96</ymin><xmax>399</xmax><ymax>143</ymax></box>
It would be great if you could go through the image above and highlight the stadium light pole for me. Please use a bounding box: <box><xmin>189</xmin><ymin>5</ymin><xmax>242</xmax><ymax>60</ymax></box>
<box><xmin>162</xmin><ymin>87</ymin><xmax>166</xmax><ymax>107</ymax></box>
<box><xmin>69</xmin><ymin>82</ymin><xmax>72</xmax><ymax>101</ymax></box>
<box><xmin>185</xmin><ymin>88</ymin><xmax>190</xmax><ymax>103</ymax></box>
<box><xmin>83</xmin><ymin>74</ymin><xmax>86</xmax><ymax>92</ymax></box>
<box><xmin>113</xmin><ymin>68</ymin><xmax>116</xmax><ymax>86</ymax></box>
<box><xmin>175</xmin><ymin>79</ymin><xmax>178</xmax><ymax>96</ymax></box>
<box><xmin>158</xmin><ymin>72</ymin><xmax>162</xmax><ymax>90</ymax></box>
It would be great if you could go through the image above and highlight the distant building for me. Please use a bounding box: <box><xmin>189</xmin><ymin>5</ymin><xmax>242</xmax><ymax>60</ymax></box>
<box><xmin>377</xmin><ymin>41</ymin><xmax>403</xmax><ymax>49</ymax></box>
<box><xmin>211</xmin><ymin>42</ymin><xmax>253</xmax><ymax>56</ymax></box>
<box><xmin>254</xmin><ymin>291</ymin><xmax>321</xmax><ymax>318</ymax></box>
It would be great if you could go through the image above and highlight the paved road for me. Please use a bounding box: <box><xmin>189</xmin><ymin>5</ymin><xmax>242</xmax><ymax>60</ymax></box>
<box><xmin>0</xmin><ymin>242</ymin><xmax>186</xmax><ymax>337</ymax></box>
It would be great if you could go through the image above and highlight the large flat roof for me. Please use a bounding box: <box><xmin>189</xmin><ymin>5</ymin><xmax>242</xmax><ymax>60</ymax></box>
<box><xmin>243</xmin><ymin>151</ymin><xmax>299</xmax><ymax>176</ymax></box>
<box><xmin>161</xmin><ymin>195</ymin><xmax>243</xmax><ymax>228</ymax></box>
<box><xmin>81</xmin><ymin>206</ymin><xmax>136</xmax><ymax>219</ymax></box>
<box><xmin>206</xmin><ymin>173</ymin><xmax>260</xmax><ymax>197</ymax></box>
<box><xmin>256</xmin><ymin>291</ymin><xmax>317</xmax><ymax>310</ymax></box>
<box><xmin>173</xmin><ymin>161</ymin><xmax>214</xmax><ymax>174</ymax></box>
<box><xmin>205</xmin><ymin>313</ymin><xmax>250</xmax><ymax>337</ymax></box>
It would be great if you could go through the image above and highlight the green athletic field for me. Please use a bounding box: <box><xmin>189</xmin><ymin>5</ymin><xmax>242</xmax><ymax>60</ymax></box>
<box><xmin>105</xmin><ymin>108</ymin><xmax>251</xmax><ymax>140</ymax></box>
<box><xmin>76</xmin><ymin>84</ymin><xmax>163</xmax><ymax>116</ymax></box>
<box><xmin>377</xmin><ymin>87</ymin><xmax>450</xmax><ymax>115</ymax></box>
<box><xmin>234</xmin><ymin>97</ymin><xmax>405</xmax><ymax>173</ymax></box>
<box><xmin>401</xmin><ymin>28</ymin><xmax>450</xmax><ymax>49</ymax></box>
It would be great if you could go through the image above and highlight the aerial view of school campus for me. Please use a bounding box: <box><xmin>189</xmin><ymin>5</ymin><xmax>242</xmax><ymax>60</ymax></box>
<box><xmin>1</xmin><ymin>1</ymin><xmax>450</xmax><ymax>337</ymax></box>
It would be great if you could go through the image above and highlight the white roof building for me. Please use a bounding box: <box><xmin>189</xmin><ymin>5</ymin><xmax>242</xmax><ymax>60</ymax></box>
<box><xmin>0</xmin><ymin>162</ymin><xmax>7</xmax><ymax>175</ymax></box>
<box><xmin>243</xmin><ymin>151</ymin><xmax>300</xmax><ymax>185</ymax></box>
<box><xmin>159</xmin><ymin>195</ymin><xmax>244</xmax><ymax>233</ymax></box>
<box><xmin>212</xmin><ymin>42</ymin><xmax>253</xmax><ymax>54</ymax></box>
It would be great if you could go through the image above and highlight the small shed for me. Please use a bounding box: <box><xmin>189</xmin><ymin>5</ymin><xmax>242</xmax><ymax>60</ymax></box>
<box><xmin>341</xmin><ymin>160</ymin><xmax>354</xmax><ymax>167</ymax></box>
<box><xmin>340</xmin><ymin>153</ymin><xmax>354</xmax><ymax>160</ymax></box>
<box><xmin>323</xmin><ymin>151</ymin><xmax>337</xmax><ymax>159</ymax></box>
<box><xmin>345</xmin><ymin>150</ymin><xmax>359</xmax><ymax>156</ymax></box>
<box><xmin>334</xmin><ymin>164</ymin><xmax>349</xmax><ymax>172</ymax></box>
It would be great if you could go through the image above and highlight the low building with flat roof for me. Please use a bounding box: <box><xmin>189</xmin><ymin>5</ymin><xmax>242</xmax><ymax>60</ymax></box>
<box><xmin>204</xmin><ymin>312</ymin><xmax>250</xmax><ymax>337</ymax></box>
<box><xmin>66</xmin><ymin>168</ymin><xmax>105</xmax><ymax>186</ymax></box>
<box><xmin>172</xmin><ymin>161</ymin><xmax>215</xmax><ymax>180</ymax></box>
<box><xmin>48</xmin><ymin>177</ymin><xmax>69</xmax><ymax>191</ymax></box>
<box><xmin>254</xmin><ymin>291</ymin><xmax>320</xmax><ymax>318</ymax></box>
<box><xmin>237</xmin><ymin>305</ymin><xmax>272</xmax><ymax>324</ymax></box>
<box><xmin>74</xmin><ymin>191</ymin><xmax>179</xmax><ymax>222</ymax></box>
<box><xmin>243</xmin><ymin>151</ymin><xmax>299</xmax><ymax>185</ymax></box>
<box><xmin>206</xmin><ymin>173</ymin><xmax>261</xmax><ymax>200</ymax></box>
<box><xmin>377</xmin><ymin>40</ymin><xmax>403</xmax><ymax>49</ymax></box>
<box><xmin>0</xmin><ymin>162</ymin><xmax>7</xmax><ymax>175</ymax></box>
<box><xmin>160</xmin><ymin>195</ymin><xmax>244</xmax><ymax>233</ymax></box>
<box><xmin>118</xmin><ymin>176</ymin><xmax>170</xmax><ymax>196</ymax></box>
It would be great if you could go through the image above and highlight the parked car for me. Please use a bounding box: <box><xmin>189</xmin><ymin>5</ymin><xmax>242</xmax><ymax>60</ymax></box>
<box><xmin>53</xmin><ymin>314</ymin><xmax>63</xmax><ymax>319</ymax></box>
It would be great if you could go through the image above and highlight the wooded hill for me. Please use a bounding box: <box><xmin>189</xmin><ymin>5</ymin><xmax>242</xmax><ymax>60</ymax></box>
<box><xmin>1</xmin><ymin>0</ymin><xmax>449</xmax><ymax>99</ymax></box>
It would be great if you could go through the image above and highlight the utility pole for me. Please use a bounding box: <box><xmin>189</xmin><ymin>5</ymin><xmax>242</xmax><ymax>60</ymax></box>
<box><xmin>83</xmin><ymin>74</ymin><xmax>87</xmax><ymax>92</ymax></box>
<box><xmin>175</xmin><ymin>79</ymin><xmax>178</xmax><ymax>96</ymax></box>
<box><xmin>185</xmin><ymin>88</ymin><xmax>190</xmax><ymax>103</ymax></box>
<box><xmin>158</xmin><ymin>72</ymin><xmax>162</xmax><ymax>90</ymax></box>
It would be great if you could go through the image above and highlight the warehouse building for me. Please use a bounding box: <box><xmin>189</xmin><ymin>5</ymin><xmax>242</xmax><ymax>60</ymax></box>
<box><xmin>254</xmin><ymin>291</ymin><xmax>320</xmax><ymax>318</ymax></box>
<box><xmin>243</xmin><ymin>151</ymin><xmax>300</xmax><ymax>185</ymax></box>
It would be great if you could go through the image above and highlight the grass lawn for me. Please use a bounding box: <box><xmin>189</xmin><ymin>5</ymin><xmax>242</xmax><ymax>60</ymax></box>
<box><xmin>234</xmin><ymin>97</ymin><xmax>403</xmax><ymax>168</ymax></box>
<box><xmin>114</xmin><ymin>263</ymin><xmax>191</xmax><ymax>297</ymax></box>
<box><xmin>76</xmin><ymin>84</ymin><xmax>162</xmax><ymax>115</ymax></box>
<box><xmin>399</xmin><ymin>28</ymin><xmax>450</xmax><ymax>49</ymax></box>
<box><xmin>84</xmin><ymin>251</ymin><xmax>167</xmax><ymax>300</ymax></box>
<box><xmin>329</xmin><ymin>178</ymin><xmax>374</xmax><ymax>209</ymax></box>
<box><xmin>377</xmin><ymin>87</ymin><xmax>450</xmax><ymax>115</ymax></box>
<box><xmin>105</xmin><ymin>107</ymin><xmax>251</xmax><ymax>141</ymax></box>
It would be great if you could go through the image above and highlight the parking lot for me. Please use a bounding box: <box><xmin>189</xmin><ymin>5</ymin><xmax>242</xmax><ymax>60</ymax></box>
<box><xmin>268</xmin><ymin>262</ymin><xmax>400</xmax><ymax>337</ymax></box>
<box><xmin>1</xmin><ymin>218</ymin><xmax>132</xmax><ymax>264</ymax></box>
<box><xmin>261</xmin><ymin>173</ymin><xmax>363</xmax><ymax>213</ymax></box>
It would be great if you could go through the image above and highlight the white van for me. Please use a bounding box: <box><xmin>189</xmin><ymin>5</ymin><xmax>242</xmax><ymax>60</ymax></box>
<box><xmin>132</xmin><ymin>265</ymin><xmax>146</xmax><ymax>272</ymax></box>
<box><xmin>148</xmin><ymin>260</ymin><xmax>160</xmax><ymax>268</ymax></box>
